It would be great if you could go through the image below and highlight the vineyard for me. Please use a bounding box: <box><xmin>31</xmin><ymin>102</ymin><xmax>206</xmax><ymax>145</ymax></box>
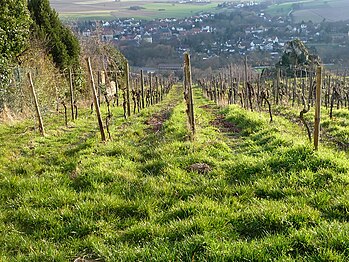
<box><xmin>2</xmin><ymin>44</ymin><xmax>349</xmax><ymax>261</ymax></box>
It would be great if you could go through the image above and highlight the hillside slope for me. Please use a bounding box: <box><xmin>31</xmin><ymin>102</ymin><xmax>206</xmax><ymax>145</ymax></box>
<box><xmin>1</xmin><ymin>85</ymin><xmax>349</xmax><ymax>261</ymax></box>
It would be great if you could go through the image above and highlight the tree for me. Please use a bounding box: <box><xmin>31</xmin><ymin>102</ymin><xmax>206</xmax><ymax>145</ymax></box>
<box><xmin>0</xmin><ymin>0</ymin><xmax>31</xmax><ymax>63</ymax></box>
<box><xmin>277</xmin><ymin>39</ymin><xmax>321</xmax><ymax>75</ymax></box>
<box><xmin>0</xmin><ymin>0</ymin><xmax>31</xmax><ymax>109</ymax></box>
<box><xmin>28</xmin><ymin>0</ymin><xmax>80</xmax><ymax>70</ymax></box>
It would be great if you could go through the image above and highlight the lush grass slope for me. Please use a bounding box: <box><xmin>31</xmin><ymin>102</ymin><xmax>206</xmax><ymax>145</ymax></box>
<box><xmin>1</xmin><ymin>86</ymin><xmax>349</xmax><ymax>261</ymax></box>
<box><xmin>273</xmin><ymin>103</ymin><xmax>349</xmax><ymax>150</ymax></box>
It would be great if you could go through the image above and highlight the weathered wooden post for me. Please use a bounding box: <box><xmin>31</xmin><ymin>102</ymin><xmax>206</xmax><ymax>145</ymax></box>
<box><xmin>326</xmin><ymin>74</ymin><xmax>331</xmax><ymax>109</ymax></box>
<box><xmin>97</xmin><ymin>70</ymin><xmax>101</xmax><ymax>105</ymax></box>
<box><xmin>292</xmin><ymin>67</ymin><xmax>297</xmax><ymax>107</ymax></box>
<box><xmin>184</xmin><ymin>52</ymin><xmax>195</xmax><ymax>136</ymax></box>
<box><xmin>244</xmin><ymin>55</ymin><xmax>248</xmax><ymax>109</ymax></box>
<box><xmin>314</xmin><ymin>66</ymin><xmax>322</xmax><ymax>151</ymax></box>
<box><xmin>140</xmin><ymin>70</ymin><xmax>145</xmax><ymax>109</ymax></box>
<box><xmin>69</xmin><ymin>68</ymin><xmax>75</xmax><ymax>120</ymax></box>
<box><xmin>228</xmin><ymin>65</ymin><xmax>233</xmax><ymax>104</ymax></box>
<box><xmin>114</xmin><ymin>72</ymin><xmax>119</xmax><ymax>107</ymax></box>
<box><xmin>125</xmin><ymin>62</ymin><xmax>131</xmax><ymax>117</ymax></box>
<box><xmin>276</xmin><ymin>67</ymin><xmax>280</xmax><ymax>105</ymax></box>
<box><xmin>62</xmin><ymin>101</ymin><xmax>68</xmax><ymax>126</ymax></box>
<box><xmin>86</xmin><ymin>57</ymin><xmax>106</xmax><ymax>142</ymax></box>
<box><xmin>28</xmin><ymin>72</ymin><xmax>45</xmax><ymax>136</ymax></box>
<box><xmin>149</xmin><ymin>72</ymin><xmax>153</xmax><ymax>105</ymax></box>
<box><xmin>155</xmin><ymin>76</ymin><xmax>159</xmax><ymax>103</ymax></box>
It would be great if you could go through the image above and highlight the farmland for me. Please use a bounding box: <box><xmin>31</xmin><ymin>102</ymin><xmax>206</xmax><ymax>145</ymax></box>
<box><xmin>265</xmin><ymin>0</ymin><xmax>349</xmax><ymax>23</ymax></box>
<box><xmin>52</xmin><ymin>0</ymin><xmax>349</xmax><ymax>21</ymax></box>
<box><xmin>51</xmin><ymin>0</ymin><xmax>224</xmax><ymax>20</ymax></box>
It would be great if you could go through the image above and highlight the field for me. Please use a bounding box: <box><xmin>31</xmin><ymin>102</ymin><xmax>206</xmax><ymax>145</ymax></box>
<box><xmin>2</xmin><ymin>81</ymin><xmax>349</xmax><ymax>260</ymax></box>
<box><xmin>265</xmin><ymin>0</ymin><xmax>349</xmax><ymax>23</ymax></box>
<box><xmin>53</xmin><ymin>0</ymin><xmax>349</xmax><ymax>21</ymax></box>
<box><xmin>51</xmin><ymin>0</ymin><xmax>224</xmax><ymax>20</ymax></box>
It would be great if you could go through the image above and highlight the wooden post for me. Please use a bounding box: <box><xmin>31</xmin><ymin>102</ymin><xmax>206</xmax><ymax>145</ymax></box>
<box><xmin>115</xmin><ymin>72</ymin><xmax>119</xmax><ymax>107</ymax></box>
<box><xmin>140</xmin><ymin>70</ymin><xmax>145</xmax><ymax>109</ymax></box>
<box><xmin>97</xmin><ymin>71</ymin><xmax>101</xmax><ymax>105</ymax></box>
<box><xmin>276</xmin><ymin>67</ymin><xmax>280</xmax><ymax>105</ymax></box>
<box><xmin>327</xmin><ymin>74</ymin><xmax>331</xmax><ymax>109</ymax></box>
<box><xmin>229</xmin><ymin>65</ymin><xmax>234</xmax><ymax>104</ymax></box>
<box><xmin>314</xmin><ymin>66</ymin><xmax>322</xmax><ymax>151</ymax></box>
<box><xmin>155</xmin><ymin>76</ymin><xmax>159</xmax><ymax>103</ymax></box>
<box><xmin>149</xmin><ymin>72</ymin><xmax>153</xmax><ymax>105</ymax></box>
<box><xmin>27</xmin><ymin>72</ymin><xmax>45</xmax><ymax>136</ymax></box>
<box><xmin>184</xmin><ymin>53</ymin><xmax>195</xmax><ymax>136</ymax></box>
<box><xmin>69</xmin><ymin>68</ymin><xmax>75</xmax><ymax>120</ymax></box>
<box><xmin>125</xmin><ymin>62</ymin><xmax>131</xmax><ymax>117</ymax></box>
<box><xmin>86</xmin><ymin>57</ymin><xmax>106</xmax><ymax>142</ymax></box>
<box><xmin>292</xmin><ymin>67</ymin><xmax>297</xmax><ymax>107</ymax></box>
<box><xmin>62</xmin><ymin>101</ymin><xmax>68</xmax><ymax>126</ymax></box>
<box><xmin>244</xmin><ymin>55</ymin><xmax>248</xmax><ymax>109</ymax></box>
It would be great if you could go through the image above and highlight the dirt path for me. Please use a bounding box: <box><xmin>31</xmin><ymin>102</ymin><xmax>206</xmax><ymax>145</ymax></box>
<box><xmin>199</xmin><ymin>103</ymin><xmax>241</xmax><ymax>135</ymax></box>
<box><xmin>145</xmin><ymin>86</ymin><xmax>183</xmax><ymax>134</ymax></box>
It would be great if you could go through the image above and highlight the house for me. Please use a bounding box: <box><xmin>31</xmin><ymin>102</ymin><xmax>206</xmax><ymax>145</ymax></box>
<box><xmin>82</xmin><ymin>30</ymin><xmax>91</xmax><ymax>37</ymax></box>
<box><xmin>143</xmin><ymin>32</ymin><xmax>153</xmax><ymax>43</ymax></box>
<box><xmin>158</xmin><ymin>27</ymin><xmax>172</xmax><ymax>39</ymax></box>
<box><xmin>191</xmin><ymin>28</ymin><xmax>201</xmax><ymax>35</ymax></box>
<box><xmin>202</xmin><ymin>25</ymin><xmax>211</xmax><ymax>33</ymax></box>
<box><xmin>102</xmin><ymin>34</ymin><xmax>114</xmax><ymax>41</ymax></box>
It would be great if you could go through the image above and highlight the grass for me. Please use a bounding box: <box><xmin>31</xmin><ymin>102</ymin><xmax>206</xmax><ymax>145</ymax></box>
<box><xmin>60</xmin><ymin>13</ymin><xmax>115</xmax><ymax>21</ymax></box>
<box><xmin>59</xmin><ymin>2</ymin><xmax>221</xmax><ymax>21</ymax></box>
<box><xmin>2</xmin><ymin>85</ymin><xmax>349</xmax><ymax>260</ymax></box>
<box><xmin>264</xmin><ymin>0</ymin><xmax>313</xmax><ymax>17</ymax></box>
<box><xmin>272</xmin><ymin>103</ymin><xmax>349</xmax><ymax>151</ymax></box>
<box><xmin>264</xmin><ymin>0</ymin><xmax>349</xmax><ymax>23</ymax></box>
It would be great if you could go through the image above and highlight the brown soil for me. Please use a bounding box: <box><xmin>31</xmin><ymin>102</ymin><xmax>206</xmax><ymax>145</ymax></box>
<box><xmin>200</xmin><ymin>104</ymin><xmax>241</xmax><ymax>133</ymax></box>
<box><xmin>198</xmin><ymin>104</ymin><xmax>212</xmax><ymax>109</ymax></box>
<box><xmin>145</xmin><ymin>108</ymin><xmax>172</xmax><ymax>132</ymax></box>
<box><xmin>210</xmin><ymin>114</ymin><xmax>241</xmax><ymax>133</ymax></box>
<box><xmin>188</xmin><ymin>163</ymin><xmax>212</xmax><ymax>174</ymax></box>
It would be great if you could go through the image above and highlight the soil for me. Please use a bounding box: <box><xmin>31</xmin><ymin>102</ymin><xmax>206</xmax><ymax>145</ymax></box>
<box><xmin>210</xmin><ymin>114</ymin><xmax>241</xmax><ymax>133</ymax></box>
<box><xmin>199</xmin><ymin>104</ymin><xmax>241</xmax><ymax>134</ymax></box>
<box><xmin>145</xmin><ymin>106</ymin><xmax>173</xmax><ymax>133</ymax></box>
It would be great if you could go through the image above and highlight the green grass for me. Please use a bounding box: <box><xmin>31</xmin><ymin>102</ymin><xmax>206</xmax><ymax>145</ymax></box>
<box><xmin>265</xmin><ymin>0</ymin><xmax>349</xmax><ymax>23</ymax></box>
<box><xmin>60</xmin><ymin>13</ymin><xmax>115</xmax><ymax>21</ymax></box>
<box><xmin>60</xmin><ymin>2</ymin><xmax>221</xmax><ymax>21</ymax></box>
<box><xmin>265</xmin><ymin>0</ymin><xmax>329</xmax><ymax>17</ymax></box>
<box><xmin>272</xmin><ymin>103</ymin><xmax>349</xmax><ymax>151</ymax></box>
<box><xmin>264</xmin><ymin>0</ymin><xmax>313</xmax><ymax>17</ymax></box>
<box><xmin>2</xmin><ymin>86</ymin><xmax>349</xmax><ymax>260</ymax></box>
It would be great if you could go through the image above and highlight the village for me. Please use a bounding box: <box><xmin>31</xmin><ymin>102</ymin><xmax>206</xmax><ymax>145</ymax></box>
<box><xmin>74</xmin><ymin>1</ymin><xmax>349</xmax><ymax>68</ymax></box>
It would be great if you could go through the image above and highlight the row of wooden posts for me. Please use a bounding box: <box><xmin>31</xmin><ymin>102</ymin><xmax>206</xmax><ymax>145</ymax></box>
<box><xmin>199</xmin><ymin>63</ymin><xmax>349</xmax><ymax>115</ymax></box>
<box><xmin>27</xmin><ymin>57</ymin><xmax>174</xmax><ymax>141</ymax></box>
<box><xmin>268</xmin><ymin>67</ymin><xmax>349</xmax><ymax>116</ymax></box>
<box><xmin>198</xmin><ymin>60</ymin><xmax>323</xmax><ymax>150</ymax></box>
<box><xmin>85</xmin><ymin>58</ymin><xmax>175</xmax><ymax>141</ymax></box>
<box><xmin>28</xmin><ymin>53</ymin><xmax>327</xmax><ymax>149</ymax></box>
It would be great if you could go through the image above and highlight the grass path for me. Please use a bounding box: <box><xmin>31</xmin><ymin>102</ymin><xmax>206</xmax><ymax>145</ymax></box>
<box><xmin>272</xmin><ymin>104</ymin><xmax>349</xmax><ymax>152</ymax></box>
<box><xmin>1</xmin><ymin>86</ymin><xmax>349</xmax><ymax>261</ymax></box>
